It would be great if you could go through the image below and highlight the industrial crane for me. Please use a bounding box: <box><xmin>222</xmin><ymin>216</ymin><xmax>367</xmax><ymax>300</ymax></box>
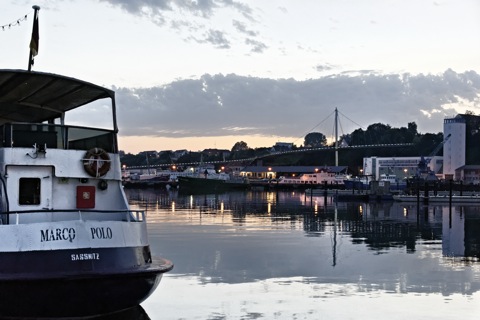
<box><xmin>416</xmin><ymin>133</ymin><xmax>451</xmax><ymax>179</ymax></box>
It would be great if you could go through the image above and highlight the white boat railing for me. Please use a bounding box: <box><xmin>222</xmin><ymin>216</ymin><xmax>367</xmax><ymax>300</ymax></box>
<box><xmin>1</xmin><ymin>209</ymin><xmax>146</xmax><ymax>225</ymax></box>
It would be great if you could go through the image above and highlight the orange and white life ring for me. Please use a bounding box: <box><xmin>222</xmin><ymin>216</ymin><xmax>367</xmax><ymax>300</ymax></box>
<box><xmin>83</xmin><ymin>148</ymin><xmax>111</xmax><ymax>177</ymax></box>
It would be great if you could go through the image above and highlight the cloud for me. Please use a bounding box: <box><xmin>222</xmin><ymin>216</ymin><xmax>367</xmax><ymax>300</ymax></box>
<box><xmin>101</xmin><ymin>0</ymin><xmax>218</xmax><ymax>17</ymax></box>
<box><xmin>100</xmin><ymin>0</ymin><xmax>259</xmax><ymax>50</ymax></box>
<box><xmin>316</xmin><ymin>64</ymin><xmax>336</xmax><ymax>72</ymax></box>
<box><xmin>245</xmin><ymin>38</ymin><xmax>267</xmax><ymax>53</ymax></box>
<box><xmin>114</xmin><ymin>70</ymin><xmax>480</xmax><ymax>142</ymax></box>
<box><xmin>277</xmin><ymin>6</ymin><xmax>287</xmax><ymax>14</ymax></box>
<box><xmin>193</xmin><ymin>29</ymin><xmax>231</xmax><ymax>48</ymax></box>
<box><xmin>232</xmin><ymin>20</ymin><xmax>257</xmax><ymax>37</ymax></box>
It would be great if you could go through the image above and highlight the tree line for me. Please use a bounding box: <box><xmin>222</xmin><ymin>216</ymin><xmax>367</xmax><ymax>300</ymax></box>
<box><xmin>121</xmin><ymin>121</ymin><xmax>446</xmax><ymax>174</ymax></box>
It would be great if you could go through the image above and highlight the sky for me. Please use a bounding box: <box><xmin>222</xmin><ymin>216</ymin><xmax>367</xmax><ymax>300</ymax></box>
<box><xmin>2</xmin><ymin>0</ymin><xmax>480</xmax><ymax>153</ymax></box>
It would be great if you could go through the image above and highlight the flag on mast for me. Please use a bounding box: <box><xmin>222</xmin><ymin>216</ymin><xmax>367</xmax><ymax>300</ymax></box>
<box><xmin>28</xmin><ymin>5</ymin><xmax>40</xmax><ymax>71</ymax></box>
<box><xmin>29</xmin><ymin>14</ymin><xmax>39</xmax><ymax>57</ymax></box>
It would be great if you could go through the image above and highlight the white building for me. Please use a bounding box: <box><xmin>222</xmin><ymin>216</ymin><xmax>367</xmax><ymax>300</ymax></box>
<box><xmin>443</xmin><ymin>116</ymin><xmax>466</xmax><ymax>180</ymax></box>
<box><xmin>363</xmin><ymin>114</ymin><xmax>479</xmax><ymax>183</ymax></box>
<box><xmin>363</xmin><ymin>156</ymin><xmax>443</xmax><ymax>180</ymax></box>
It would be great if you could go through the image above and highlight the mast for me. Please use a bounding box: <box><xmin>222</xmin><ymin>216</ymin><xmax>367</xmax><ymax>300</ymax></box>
<box><xmin>335</xmin><ymin>108</ymin><xmax>338</xmax><ymax>166</ymax></box>
<box><xmin>332</xmin><ymin>200</ymin><xmax>338</xmax><ymax>267</ymax></box>
<box><xmin>28</xmin><ymin>5</ymin><xmax>40</xmax><ymax>71</ymax></box>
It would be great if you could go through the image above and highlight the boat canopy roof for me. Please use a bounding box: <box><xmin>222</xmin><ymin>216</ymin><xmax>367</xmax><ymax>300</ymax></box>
<box><xmin>0</xmin><ymin>69</ymin><xmax>115</xmax><ymax>126</ymax></box>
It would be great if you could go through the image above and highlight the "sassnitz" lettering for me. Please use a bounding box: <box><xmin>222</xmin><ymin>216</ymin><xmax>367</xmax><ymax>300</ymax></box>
<box><xmin>71</xmin><ymin>253</ymin><xmax>100</xmax><ymax>261</ymax></box>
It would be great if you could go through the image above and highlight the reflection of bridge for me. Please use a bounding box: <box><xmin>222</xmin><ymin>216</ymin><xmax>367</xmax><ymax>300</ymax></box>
<box><xmin>341</xmin><ymin>220</ymin><xmax>422</xmax><ymax>251</ymax></box>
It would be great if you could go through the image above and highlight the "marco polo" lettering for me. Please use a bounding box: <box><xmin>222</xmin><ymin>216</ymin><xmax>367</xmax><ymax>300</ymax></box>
<box><xmin>90</xmin><ymin>227</ymin><xmax>113</xmax><ymax>239</ymax></box>
<box><xmin>40</xmin><ymin>228</ymin><xmax>76</xmax><ymax>242</ymax></box>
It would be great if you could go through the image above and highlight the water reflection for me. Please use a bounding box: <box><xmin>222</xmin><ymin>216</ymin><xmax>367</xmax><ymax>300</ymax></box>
<box><xmin>91</xmin><ymin>306</ymin><xmax>150</xmax><ymax>320</ymax></box>
<box><xmin>0</xmin><ymin>305</ymin><xmax>150</xmax><ymax>320</ymax></box>
<box><xmin>127</xmin><ymin>189</ymin><xmax>480</xmax><ymax>319</ymax></box>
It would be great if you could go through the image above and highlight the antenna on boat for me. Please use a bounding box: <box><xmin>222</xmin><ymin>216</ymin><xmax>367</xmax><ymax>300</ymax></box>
<box><xmin>27</xmin><ymin>5</ymin><xmax>40</xmax><ymax>71</ymax></box>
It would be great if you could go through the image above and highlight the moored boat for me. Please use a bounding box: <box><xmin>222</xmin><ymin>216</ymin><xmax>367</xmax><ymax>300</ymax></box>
<box><xmin>277</xmin><ymin>171</ymin><xmax>347</xmax><ymax>188</ymax></box>
<box><xmin>0</xmin><ymin>70</ymin><xmax>173</xmax><ymax>317</ymax></box>
<box><xmin>177</xmin><ymin>175</ymin><xmax>250</xmax><ymax>194</ymax></box>
<box><xmin>170</xmin><ymin>166</ymin><xmax>229</xmax><ymax>182</ymax></box>
<box><xmin>379</xmin><ymin>174</ymin><xmax>407</xmax><ymax>190</ymax></box>
<box><xmin>343</xmin><ymin>176</ymin><xmax>370</xmax><ymax>190</ymax></box>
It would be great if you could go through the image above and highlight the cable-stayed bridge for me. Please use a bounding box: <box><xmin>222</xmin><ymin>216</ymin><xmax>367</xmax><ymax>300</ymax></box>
<box><xmin>126</xmin><ymin>108</ymin><xmax>415</xmax><ymax>170</ymax></box>
<box><xmin>126</xmin><ymin>142</ymin><xmax>413</xmax><ymax>170</ymax></box>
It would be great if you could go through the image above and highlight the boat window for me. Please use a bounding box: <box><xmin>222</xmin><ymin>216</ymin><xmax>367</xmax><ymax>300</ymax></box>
<box><xmin>0</xmin><ymin>123</ymin><xmax>115</xmax><ymax>152</ymax></box>
<box><xmin>19</xmin><ymin>178</ymin><xmax>41</xmax><ymax>205</ymax></box>
<box><xmin>3</xmin><ymin>123</ymin><xmax>62</xmax><ymax>149</ymax></box>
<box><xmin>67</xmin><ymin>127</ymin><xmax>115</xmax><ymax>152</ymax></box>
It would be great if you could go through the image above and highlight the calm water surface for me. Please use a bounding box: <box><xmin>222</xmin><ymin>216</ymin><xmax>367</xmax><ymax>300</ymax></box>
<box><xmin>126</xmin><ymin>189</ymin><xmax>480</xmax><ymax>320</ymax></box>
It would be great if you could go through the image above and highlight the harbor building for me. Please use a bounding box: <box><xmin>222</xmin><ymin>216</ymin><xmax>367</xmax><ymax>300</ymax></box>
<box><xmin>443</xmin><ymin>115</ymin><xmax>466</xmax><ymax>180</ymax></box>
<box><xmin>443</xmin><ymin>113</ymin><xmax>480</xmax><ymax>182</ymax></box>
<box><xmin>363</xmin><ymin>113</ymin><xmax>480</xmax><ymax>184</ymax></box>
<box><xmin>363</xmin><ymin>156</ymin><xmax>443</xmax><ymax>181</ymax></box>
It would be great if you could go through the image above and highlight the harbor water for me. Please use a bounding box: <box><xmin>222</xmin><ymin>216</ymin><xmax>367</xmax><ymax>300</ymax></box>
<box><xmin>130</xmin><ymin>189</ymin><xmax>480</xmax><ymax>319</ymax></box>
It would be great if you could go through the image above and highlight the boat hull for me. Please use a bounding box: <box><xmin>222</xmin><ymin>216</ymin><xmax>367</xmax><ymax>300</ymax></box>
<box><xmin>0</xmin><ymin>220</ymin><xmax>173</xmax><ymax>317</ymax></box>
<box><xmin>343</xmin><ymin>179</ymin><xmax>369</xmax><ymax>190</ymax></box>
<box><xmin>0</xmin><ymin>257</ymin><xmax>172</xmax><ymax>318</ymax></box>
<box><xmin>178</xmin><ymin>176</ymin><xmax>249</xmax><ymax>194</ymax></box>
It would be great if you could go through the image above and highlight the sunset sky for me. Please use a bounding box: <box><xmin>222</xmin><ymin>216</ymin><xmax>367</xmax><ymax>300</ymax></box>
<box><xmin>2</xmin><ymin>1</ymin><xmax>480</xmax><ymax>153</ymax></box>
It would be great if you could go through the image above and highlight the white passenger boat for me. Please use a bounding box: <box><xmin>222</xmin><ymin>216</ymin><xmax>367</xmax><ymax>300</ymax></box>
<box><xmin>0</xmin><ymin>70</ymin><xmax>173</xmax><ymax>317</ymax></box>
<box><xmin>278</xmin><ymin>171</ymin><xmax>347</xmax><ymax>186</ymax></box>
<box><xmin>169</xmin><ymin>166</ymin><xmax>230</xmax><ymax>182</ymax></box>
<box><xmin>379</xmin><ymin>174</ymin><xmax>407</xmax><ymax>190</ymax></box>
